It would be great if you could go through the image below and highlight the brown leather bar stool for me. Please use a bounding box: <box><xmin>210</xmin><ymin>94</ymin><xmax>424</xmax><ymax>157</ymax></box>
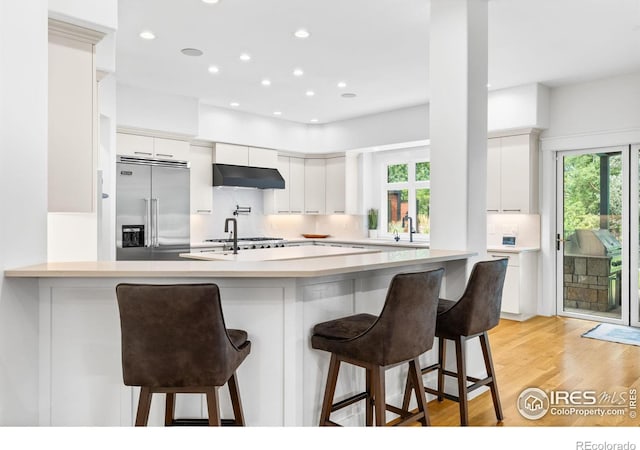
<box><xmin>311</xmin><ymin>268</ymin><xmax>444</xmax><ymax>426</ymax></box>
<box><xmin>115</xmin><ymin>283</ymin><xmax>250</xmax><ymax>426</ymax></box>
<box><xmin>403</xmin><ymin>258</ymin><xmax>508</xmax><ymax>426</ymax></box>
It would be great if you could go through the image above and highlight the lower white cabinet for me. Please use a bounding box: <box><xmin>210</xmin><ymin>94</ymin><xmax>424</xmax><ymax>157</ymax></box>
<box><xmin>487</xmin><ymin>250</ymin><xmax>538</xmax><ymax>321</ymax></box>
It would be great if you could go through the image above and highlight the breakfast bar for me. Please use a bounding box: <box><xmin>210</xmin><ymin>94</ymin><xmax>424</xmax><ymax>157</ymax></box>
<box><xmin>6</xmin><ymin>248</ymin><xmax>475</xmax><ymax>426</ymax></box>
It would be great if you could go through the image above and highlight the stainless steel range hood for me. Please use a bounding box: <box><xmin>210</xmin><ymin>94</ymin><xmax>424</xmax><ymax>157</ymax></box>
<box><xmin>212</xmin><ymin>163</ymin><xmax>285</xmax><ymax>189</ymax></box>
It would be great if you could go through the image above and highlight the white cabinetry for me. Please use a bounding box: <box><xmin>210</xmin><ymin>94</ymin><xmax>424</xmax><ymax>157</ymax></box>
<box><xmin>304</xmin><ymin>159</ymin><xmax>326</xmax><ymax>215</ymax></box>
<box><xmin>486</xmin><ymin>131</ymin><xmax>539</xmax><ymax>213</ymax></box>
<box><xmin>213</xmin><ymin>143</ymin><xmax>249</xmax><ymax>165</ymax></box>
<box><xmin>264</xmin><ymin>156</ymin><xmax>305</xmax><ymax>214</ymax></box>
<box><xmin>213</xmin><ymin>143</ymin><xmax>277</xmax><ymax>168</ymax></box>
<box><xmin>488</xmin><ymin>250</ymin><xmax>537</xmax><ymax>321</ymax></box>
<box><xmin>116</xmin><ymin>133</ymin><xmax>190</xmax><ymax>162</ymax></box>
<box><xmin>289</xmin><ymin>157</ymin><xmax>305</xmax><ymax>213</ymax></box>
<box><xmin>325</xmin><ymin>157</ymin><xmax>346</xmax><ymax>214</ymax></box>
<box><xmin>48</xmin><ymin>20</ymin><xmax>102</xmax><ymax>213</ymax></box>
<box><xmin>190</xmin><ymin>144</ymin><xmax>213</xmax><ymax>214</ymax></box>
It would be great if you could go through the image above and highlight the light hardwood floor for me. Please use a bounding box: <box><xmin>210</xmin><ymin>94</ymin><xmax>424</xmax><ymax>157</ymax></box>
<box><xmin>425</xmin><ymin>316</ymin><xmax>640</xmax><ymax>426</ymax></box>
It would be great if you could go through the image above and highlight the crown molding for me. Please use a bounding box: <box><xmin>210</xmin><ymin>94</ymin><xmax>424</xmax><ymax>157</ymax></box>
<box><xmin>48</xmin><ymin>18</ymin><xmax>105</xmax><ymax>44</ymax></box>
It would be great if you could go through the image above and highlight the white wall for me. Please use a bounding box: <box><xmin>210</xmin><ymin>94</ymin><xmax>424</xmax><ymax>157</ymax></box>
<box><xmin>48</xmin><ymin>0</ymin><xmax>117</xmax><ymax>32</ymax></box>
<box><xmin>198</xmin><ymin>103</ymin><xmax>312</xmax><ymax>152</ymax></box>
<box><xmin>0</xmin><ymin>0</ymin><xmax>48</xmax><ymax>425</ymax></box>
<box><xmin>117</xmin><ymin>83</ymin><xmax>199</xmax><ymax>137</ymax></box>
<box><xmin>318</xmin><ymin>104</ymin><xmax>430</xmax><ymax>152</ymax></box>
<box><xmin>488</xmin><ymin>83</ymin><xmax>549</xmax><ymax>132</ymax></box>
<box><xmin>541</xmin><ymin>72</ymin><xmax>640</xmax><ymax>150</ymax></box>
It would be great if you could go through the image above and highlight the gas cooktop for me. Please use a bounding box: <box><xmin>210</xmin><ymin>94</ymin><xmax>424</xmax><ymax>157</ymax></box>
<box><xmin>204</xmin><ymin>237</ymin><xmax>284</xmax><ymax>243</ymax></box>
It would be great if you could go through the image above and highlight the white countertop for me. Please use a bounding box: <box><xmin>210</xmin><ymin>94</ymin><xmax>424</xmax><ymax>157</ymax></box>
<box><xmin>4</xmin><ymin>249</ymin><xmax>474</xmax><ymax>278</ymax></box>
<box><xmin>181</xmin><ymin>245</ymin><xmax>380</xmax><ymax>261</ymax></box>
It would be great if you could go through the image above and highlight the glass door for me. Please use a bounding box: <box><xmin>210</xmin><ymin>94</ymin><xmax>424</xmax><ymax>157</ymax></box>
<box><xmin>631</xmin><ymin>145</ymin><xmax>640</xmax><ymax>327</ymax></box>
<box><xmin>556</xmin><ymin>147</ymin><xmax>629</xmax><ymax>324</ymax></box>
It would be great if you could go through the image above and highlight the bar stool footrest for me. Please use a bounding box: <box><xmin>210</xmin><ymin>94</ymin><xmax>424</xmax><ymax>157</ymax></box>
<box><xmin>169</xmin><ymin>418</ymin><xmax>240</xmax><ymax>426</ymax></box>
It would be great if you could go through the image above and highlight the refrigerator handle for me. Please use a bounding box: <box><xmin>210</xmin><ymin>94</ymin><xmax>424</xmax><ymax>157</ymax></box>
<box><xmin>153</xmin><ymin>198</ymin><xmax>159</xmax><ymax>247</ymax></box>
<box><xmin>144</xmin><ymin>198</ymin><xmax>151</xmax><ymax>247</ymax></box>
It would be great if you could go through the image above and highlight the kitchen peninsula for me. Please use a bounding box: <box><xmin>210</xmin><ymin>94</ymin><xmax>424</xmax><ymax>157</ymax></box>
<box><xmin>6</xmin><ymin>248</ymin><xmax>474</xmax><ymax>426</ymax></box>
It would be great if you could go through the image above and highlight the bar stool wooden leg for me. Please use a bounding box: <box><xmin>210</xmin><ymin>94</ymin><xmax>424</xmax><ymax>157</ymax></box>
<box><xmin>164</xmin><ymin>393</ymin><xmax>175</xmax><ymax>426</ymax></box>
<box><xmin>373</xmin><ymin>366</ymin><xmax>386</xmax><ymax>426</ymax></box>
<box><xmin>205</xmin><ymin>387</ymin><xmax>221</xmax><ymax>426</ymax></box>
<box><xmin>228</xmin><ymin>372</ymin><xmax>246</xmax><ymax>426</ymax></box>
<box><xmin>365</xmin><ymin>367</ymin><xmax>374</xmax><ymax>426</ymax></box>
<box><xmin>454</xmin><ymin>336</ymin><xmax>469</xmax><ymax>426</ymax></box>
<box><xmin>479</xmin><ymin>332</ymin><xmax>503</xmax><ymax>421</ymax></box>
<box><xmin>437</xmin><ymin>337</ymin><xmax>446</xmax><ymax>401</ymax></box>
<box><xmin>408</xmin><ymin>358</ymin><xmax>430</xmax><ymax>426</ymax></box>
<box><xmin>401</xmin><ymin>367</ymin><xmax>414</xmax><ymax>412</ymax></box>
<box><xmin>319</xmin><ymin>354</ymin><xmax>341</xmax><ymax>426</ymax></box>
<box><xmin>135</xmin><ymin>387</ymin><xmax>152</xmax><ymax>426</ymax></box>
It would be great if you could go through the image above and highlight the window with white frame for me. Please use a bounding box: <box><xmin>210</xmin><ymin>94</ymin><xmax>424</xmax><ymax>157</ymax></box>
<box><xmin>383</xmin><ymin>161</ymin><xmax>430</xmax><ymax>238</ymax></box>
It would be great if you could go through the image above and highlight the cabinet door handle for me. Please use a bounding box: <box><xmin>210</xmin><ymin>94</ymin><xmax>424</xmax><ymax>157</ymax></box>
<box><xmin>306</xmin><ymin>210</ymin><xmax>319</xmax><ymax>213</ymax></box>
<box><xmin>156</xmin><ymin>153</ymin><xmax>174</xmax><ymax>158</ymax></box>
<box><xmin>503</xmin><ymin>209</ymin><xmax>522</xmax><ymax>212</ymax></box>
<box><xmin>333</xmin><ymin>210</ymin><xmax>345</xmax><ymax>214</ymax></box>
<box><xmin>277</xmin><ymin>210</ymin><xmax>290</xmax><ymax>213</ymax></box>
<box><xmin>134</xmin><ymin>151</ymin><xmax>152</xmax><ymax>156</ymax></box>
<box><xmin>487</xmin><ymin>209</ymin><xmax>500</xmax><ymax>212</ymax></box>
<box><xmin>196</xmin><ymin>209</ymin><xmax>211</xmax><ymax>213</ymax></box>
<box><xmin>290</xmin><ymin>210</ymin><xmax>302</xmax><ymax>213</ymax></box>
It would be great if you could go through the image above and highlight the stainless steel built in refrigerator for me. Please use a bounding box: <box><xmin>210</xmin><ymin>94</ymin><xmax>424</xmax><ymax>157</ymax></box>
<box><xmin>116</xmin><ymin>156</ymin><xmax>190</xmax><ymax>260</ymax></box>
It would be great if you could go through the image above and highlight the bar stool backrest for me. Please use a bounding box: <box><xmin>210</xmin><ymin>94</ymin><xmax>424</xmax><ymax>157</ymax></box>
<box><xmin>116</xmin><ymin>283</ymin><xmax>241</xmax><ymax>387</ymax></box>
<box><xmin>359</xmin><ymin>268</ymin><xmax>444</xmax><ymax>366</ymax></box>
<box><xmin>437</xmin><ymin>258</ymin><xmax>508</xmax><ymax>337</ymax></box>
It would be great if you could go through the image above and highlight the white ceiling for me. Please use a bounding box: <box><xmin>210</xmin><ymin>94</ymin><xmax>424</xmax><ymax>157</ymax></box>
<box><xmin>116</xmin><ymin>0</ymin><xmax>640</xmax><ymax>125</ymax></box>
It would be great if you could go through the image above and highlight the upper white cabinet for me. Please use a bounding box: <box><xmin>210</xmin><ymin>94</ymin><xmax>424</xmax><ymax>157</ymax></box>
<box><xmin>116</xmin><ymin>133</ymin><xmax>190</xmax><ymax>162</ymax></box>
<box><xmin>325</xmin><ymin>157</ymin><xmax>346</xmax><ymax>214</ymax></box>
<box><xmin>249</xmin><ymin>147</ymin><xmax>277</xmax><ymax>168</ymax></box>
<box><xmin>48</xmin><ymin>20</ymin><xmax>103</xmax><ymax>213</ymax></box>
<box><xmin>486</xmin><ymin>131</ymin><xmax>539</xmax><ymax>214</ymax></box>
<box><xmin>213</xmin><ymin>143</ymin><xmax>249</xmax><ymax>166</ymax></box>
<box><xmin>213</xmin><ymin>143</ymin><xmax>277</xmax><ymax>168</ymax></box>
<box><xmin>289</xmin><ymin>157</ymin><xmax>305</xmax><ymax>214</ymax></box>
<box><xmin>304</xmin><ymin>159</ymin><xmax>326</xmax><ymax>215</ymax></box>
<box><xmin>189</xmin><ymin>144</ymin><xmax>213</xmax><ymax>215</ymax></box>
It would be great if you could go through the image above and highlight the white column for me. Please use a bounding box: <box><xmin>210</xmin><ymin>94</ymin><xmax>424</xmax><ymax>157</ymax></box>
<box><xmin>0</xmin><ymin>0</ymin><xmax>49</xmax><ymax>425</ymax></box>
<box><xmin>429</xmin><ymin>0</ymin><xmax>488</xmax><ymax>262</ymax></box>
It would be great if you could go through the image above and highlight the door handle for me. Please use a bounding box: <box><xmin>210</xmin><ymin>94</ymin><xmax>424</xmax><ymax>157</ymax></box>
<box><xmin>144</xmin><ymin>198</ymin><xmax>151</xmax><ymax>247</ymax></box>
<box><xmin>153</xmin><ymin>198</ymin><xmax>159</xmax><ymax>247</ymax></box>
<box><xmin>556</xmin><ymin>233</ymin><xmax>566</xmax><ymax>251</ymax></box>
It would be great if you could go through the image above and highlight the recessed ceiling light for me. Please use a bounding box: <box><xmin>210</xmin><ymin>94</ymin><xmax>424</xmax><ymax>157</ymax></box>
<box><xmin>239</xmin><ymin>53</ymin><xmax>251</xmax><ymax>62</ymax></box>
<box><xmin>341</xmin><ymin>93</ymin><xmax>357</xmax><ymax>98</ymax></box>
<box><xmin>230</xmin><ymin>102</ymin><xmax>239</xmax><ymax>107</ymax></box>
<box><xmin>202</xmin><ymin>0</ymin><xmax>221</xmax><ymax>4</ymax></box>
<box><xmin>310</xmin><ymin>119</ymin><xmax>319</xmax><ymax>123</ymax></box>
<box><xmin>337</xmin><ymin>81</ymin><xmax>347</xmax><ymax>88</ymax></box>
<box><xmin>305</xmin><ymin>90</ymin><xmax>315</xmax><ymax>97</ymax></box>
<box><xmin>261</xmin><ymin>79</ymin><xmax>271</xmax><ymax>86</ymax></box>
<box><xmin>294</xmin><ymin>29</ymin><xmax>310</xmax><ymax>39</ymax></box>
<box><xmin>139</xmin><ymin>31</ymin><xmax>155</xmax><ymax>40</ymax></box>
<box><xmin>181</xmin><ymin>48</ymin><xmax>203</xmax><ymax>57</ymax></box>
<box><xmin>208</xmin><ymin>65</ymin><xmax>220</xmax><ymax>74</ymax></box>
<box><xmin>273</xmin><ymin>111</ymin><xmax>282</xmax><ymax>116</ymax></box>
<box><xmin>293</xmin><ymin>68</ymin><xmax>304</xmax><ymax>77</ymax></box>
